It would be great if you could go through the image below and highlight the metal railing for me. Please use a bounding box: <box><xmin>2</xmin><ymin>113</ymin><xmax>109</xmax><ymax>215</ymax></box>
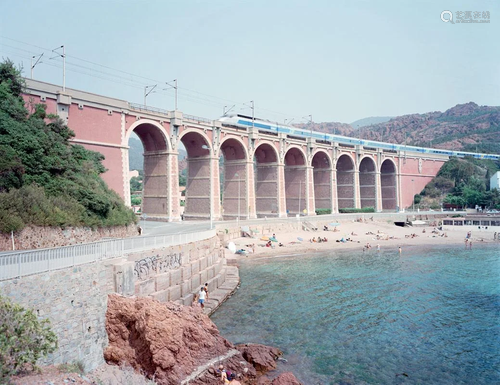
<box><xmin>183</xmin><ymin>114</ymin><xmax>213</xmax><ymax>125</ymax></box>
<box><xmin>0</xmin><ymin>229</ymin><xmax>216</xmax><ymax>281</ymax></box>
<box><xmin>129</xmin><ymin>102</ymin><xmax>170</xmax><ymax>116</ymax></box>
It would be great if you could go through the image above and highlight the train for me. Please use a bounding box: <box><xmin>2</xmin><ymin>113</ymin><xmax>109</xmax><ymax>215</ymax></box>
<box><xmin>218</xmin><ymin>114</ymin><xmax>500</xmax><ymax>161</ymax></box>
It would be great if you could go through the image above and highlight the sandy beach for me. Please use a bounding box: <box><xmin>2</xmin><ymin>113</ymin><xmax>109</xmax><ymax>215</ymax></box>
<box><xmin>226</xmin><ymin>218</ymin><xmax>498</xmax><ymax>259</ymax></box>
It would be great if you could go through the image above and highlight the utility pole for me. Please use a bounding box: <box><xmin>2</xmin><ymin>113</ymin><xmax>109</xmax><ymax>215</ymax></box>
<box><xmin>251</xmin><ymin>100</ymin><xmax>255</xmax><ymax>130</ymax></box>
<box><xmin>31</xmin><ymin>53</ymin><xmax>43</xmax><ymax>79</ymax></box>
<box><xmin>164</xmin><ymin>79</ymin><xmax>178</xmax><ymax>110</ymax></box>
<box><xmin>51</xmin><ymin>46</ymin><xmax>65</xmax><ymax>91</ymax></box>
<box><xmin>223</xmin><ymin>105</ymin><xmax>235</xmax><ymax>116</ymax></box>
<box><xmin>144</xmin><ymin>84</ymin><xmax>157</xmax><ymax>106</ymax></box>
<box><xmin>303</xmin><ymin>115</ymin><xmax>313</xmax><ymax>137</ymax></box>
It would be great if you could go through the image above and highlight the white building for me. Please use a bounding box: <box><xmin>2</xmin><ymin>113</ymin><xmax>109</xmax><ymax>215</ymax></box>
<box><xmin>490</xmin><ymin>171</ymin><xmax>500</xmax><ymax>190</ymax></box>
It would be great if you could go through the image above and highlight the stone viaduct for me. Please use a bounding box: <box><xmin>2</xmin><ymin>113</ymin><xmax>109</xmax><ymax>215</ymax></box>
<box><xmin>23</xmin><ymin>79</ymin><xmax>447</xmax><ymax>221</ymax></box>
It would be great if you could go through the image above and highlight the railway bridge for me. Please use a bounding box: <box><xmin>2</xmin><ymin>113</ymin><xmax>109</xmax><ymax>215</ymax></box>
<box><xmin>23</xmin><ymin>79</ymin><xmax>447</xmax><ymax>222</ymax></box>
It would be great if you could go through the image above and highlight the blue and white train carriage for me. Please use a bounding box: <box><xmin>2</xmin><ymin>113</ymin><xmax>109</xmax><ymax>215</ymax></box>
<box><xmin>218</xmin><ymin>114</ymin><xmax>500</xmax><ymax>161</ymax></box>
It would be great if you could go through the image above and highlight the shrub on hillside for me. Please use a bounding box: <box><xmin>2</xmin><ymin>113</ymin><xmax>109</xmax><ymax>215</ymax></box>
<box><xmin>0</xmin><ymin>295</ymin><xmax>58</xmax><ymax>380</ymax></box>
<box><xmin>0</xmin><ymin>59</ymin><xmax>136</xmax><ymax>233</ymax></box>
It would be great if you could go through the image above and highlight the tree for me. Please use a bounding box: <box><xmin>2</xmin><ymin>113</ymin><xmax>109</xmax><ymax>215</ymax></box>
<box><xmin>0</xmin><ymin>295</ymin><xmax>58</xmax><ymax>380</ymax></box>
<box><xmin>0</xmin><ymin>59</ymin><xmax>136</xmax><ymax>232</ymax></box>
<box><xmin>130</xmin><ymin>176</ymin><xmax>142</xmax><ymax>192</ymax></box>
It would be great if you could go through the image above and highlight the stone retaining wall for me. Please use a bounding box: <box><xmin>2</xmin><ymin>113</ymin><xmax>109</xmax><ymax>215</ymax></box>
<box><xmin>0</xmin><ymin>235</ymin><xmax>227</xmax><ymax>371</ymax></box>
<box><xmin>0</xmin><ymin>224</ymin><xmax>139</xmax><ymax>251</ymax></box>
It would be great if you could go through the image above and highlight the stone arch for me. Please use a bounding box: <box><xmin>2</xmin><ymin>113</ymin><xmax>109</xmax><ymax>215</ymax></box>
<box><xmin>125</xmin><ymin>119</ymin><xmax>171</xmax><ymax>150</ymax></box>
<box><xmin>179</xmin><ymin>130</ymin><xmax>212</xmax><ymax>220</ymax></box>
<box><xmin>336</xmin><ymin>154</ymin><xmax>355</xmax><ymax>209</ymax></box>
<box><xmin>253</xmin><ymin>142</ymin><xmax>280</xmax><ymax>217</ymax></box>
<box><xmin>359</xmin><ymin>156</ymin><xmax>377</xmax><ymax>209</ymax></box>
<box><xmin>126</xmin><ymin>119</ymin><xmax>172</xmax><ymax>217</ymax></box>
<box><xmin>284</xmin><ymin>146</ymin><xmax>307</xmax><ymax>215</ymax></box>
<box><xmin>381</xmin><ymin>159</ymin><xmax>397</xmax><ymax>210</ymax></box>
<box><xmin>219</xmin><ymin>137</ymin><xmax>248</xmax><ymax>220</ymax></box>
<box><xmin>311</xmin><ymin>150</ymin><xmax>332</xmax><ymax>213</ymax></box>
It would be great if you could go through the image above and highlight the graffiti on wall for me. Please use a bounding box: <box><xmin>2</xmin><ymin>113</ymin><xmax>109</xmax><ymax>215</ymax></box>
<box><xmin>134</xmin><ymin>253</ymin><xmax>183</xmax><ymax>280</ymax></box>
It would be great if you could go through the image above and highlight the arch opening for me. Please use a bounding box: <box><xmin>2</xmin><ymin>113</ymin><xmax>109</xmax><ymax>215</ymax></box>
<box><xmin>253</xmin><ymin>143</ymin><xmax>279</xmax><ymax>217</ymax></box>
<box><xmin>312</xmin><ymin>151</ymin><xmax>332</xmax><ymax>213</ymax></box>
<box><xmin>220</xmin><ymin>138</ymin><xmax>247</xmax><ymax>220</ymax></box>
<box><xmin>359</xmin><ymin>157</ymin><xmax>376</xmax><ymax>209</ymax></box>
<box><xmin>284</xmin><ymin>147</ymin><xmax>306</xmax><ymax>215</ymax></box>
<box><xmin>381</xmin><ymin>160</ymin><xmax>397</xmax><ymax>211</ymax></box>
<box><xmin>130</xmin><ymin>123</ymin><xmax>170</xmax><ymax>217</ymax></box>
<box><xmin>336</xmin><ymin>155</ymin><xmax>355</xmax><ymax>209</ymax></box>
<box><xmin>180</xmin><ymin>132</ymin><xmax>211</xmax><ymax>220</ymax></box>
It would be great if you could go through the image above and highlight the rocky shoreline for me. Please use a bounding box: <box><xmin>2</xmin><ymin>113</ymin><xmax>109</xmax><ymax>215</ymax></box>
<box><xmin>11</xmin><ymin>292</ymin><xmax>299</xmax><ymax>385</ymax></box>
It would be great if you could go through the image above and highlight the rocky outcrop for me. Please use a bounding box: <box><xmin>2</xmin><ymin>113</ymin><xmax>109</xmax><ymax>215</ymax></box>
<box><xmin>104</xmin><ymin>294</ymin><xmax>284</xmax><ymax>385</ymax></box>
<box><xmin>271</xmin><ymin>372</ymin><xmax>303</xmax><ymax>385</ymax></box>
<box><xmin>236</xmin><ymin>344</ymin><xmax>282</xmax><ymax>374</ymax></box>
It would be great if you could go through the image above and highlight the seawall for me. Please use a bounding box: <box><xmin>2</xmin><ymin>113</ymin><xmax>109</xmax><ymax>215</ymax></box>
<box><xmin>0</xmin><ymin>233</ymin><xmax>238</xmax><ymax>371</ymax></box>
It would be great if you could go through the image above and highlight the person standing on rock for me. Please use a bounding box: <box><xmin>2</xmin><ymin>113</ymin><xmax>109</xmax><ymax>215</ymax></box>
<box><xmin>198</xmin><ymin>286</ymin><xmax>207</xmax><ymax>309</ymax></box>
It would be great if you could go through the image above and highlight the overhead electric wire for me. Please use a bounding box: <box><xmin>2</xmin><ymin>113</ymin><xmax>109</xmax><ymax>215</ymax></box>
<box><xmin>0</xmin><ymin>36</ymin><xmax>310</xmax><ymax>122</ymax></box>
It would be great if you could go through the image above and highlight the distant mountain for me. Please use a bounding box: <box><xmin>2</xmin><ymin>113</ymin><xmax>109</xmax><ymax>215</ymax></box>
<box><xmin>297</xmin><ymin>102</ymin><xmax>499</xmax><ymax>154</ymax></box>
<box><xmin>357</xmin><ymin>102</ymin><xmax>500</xmax><ymax>154</ymax></box>
<box><xmin>350</xmin><ymin>116</ymin><xmax>393</xmax><ymax>129</ymax></box>
<box><xmin>128</xmin><ymin>137</ymin><xmax>187</xmax><ymax>171</ymax></box>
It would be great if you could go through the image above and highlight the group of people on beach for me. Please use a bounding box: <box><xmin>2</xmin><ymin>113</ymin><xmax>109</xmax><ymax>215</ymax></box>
<box><xmin>310</xmin><ymin>237</ymin><xmax>328</xmax><ymax>243</ymax></box>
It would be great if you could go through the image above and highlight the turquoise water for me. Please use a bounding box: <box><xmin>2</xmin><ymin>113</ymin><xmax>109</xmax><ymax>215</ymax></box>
<box><xmin>211</xmin><ymin>245</ymin><xmax>500</xmax><ymax>384</ymax></box>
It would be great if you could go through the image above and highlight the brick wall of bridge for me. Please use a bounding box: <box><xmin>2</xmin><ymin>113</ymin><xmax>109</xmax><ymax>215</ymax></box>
<box><xmin>23</xmin><ymin>79</ymin><xmax>449</xmax><ymax>219</ymax></box>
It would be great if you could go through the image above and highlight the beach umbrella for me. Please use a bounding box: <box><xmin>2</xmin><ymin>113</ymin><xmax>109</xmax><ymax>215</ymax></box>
<box><xmin>329</xmin><ymin>222</ymin><xmax>341</xmax><ymax>226</ymax></box>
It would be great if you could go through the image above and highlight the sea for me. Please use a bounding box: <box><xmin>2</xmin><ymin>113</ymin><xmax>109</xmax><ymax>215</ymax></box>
<box><xmin>210</xmin><ymin>244</ymin><xmax>500</xmax><ymax>385</ymax></box>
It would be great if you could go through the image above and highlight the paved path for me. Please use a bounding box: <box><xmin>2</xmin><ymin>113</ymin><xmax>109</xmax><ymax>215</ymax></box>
<box><xmin>204</xmin><ymin>265</ymin><xmax>240</xmax><ymax>316</ymax></box>
<box><xmin>180</xmin><ymin>348</ymin><xmax>240</xmax><ymax>384</ymax></box>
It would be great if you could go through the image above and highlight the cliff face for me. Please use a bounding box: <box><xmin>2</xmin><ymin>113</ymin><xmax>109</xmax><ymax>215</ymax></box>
<box><xmin>104</xmin><ymin>294</ymin><xmax>300</xmax><ymax>385</ymax></box>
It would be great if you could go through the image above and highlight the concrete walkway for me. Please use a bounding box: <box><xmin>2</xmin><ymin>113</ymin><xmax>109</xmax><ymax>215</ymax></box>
<box><xmin>180</xmin><ymin>348</ymin><xmax>240</xmax><ymax>384</ymax></box>
<box><xmin>204</xmin><ymin>264</ymin><xmax>240</xmax><ymax>316</ymax></box>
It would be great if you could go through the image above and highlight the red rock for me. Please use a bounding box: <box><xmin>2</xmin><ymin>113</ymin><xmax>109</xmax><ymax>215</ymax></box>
<box><xmin>104</xmin><ymin>295</ymin><xmax>290</xmax><ymax>385</ymax></box>
<box><xmin>236</xmin><ymin>344</ymin><xmax>282</xmax><ymax>374</ymax></box>
<box><xmin>105</xmin><ymin>294</ymin><xmax>235</xmax><ymax>384</ymax></box>
<box><xmin>271</xmin><ymin>372</ymin><xmax>303</xmax><ymax>385</ymax></box>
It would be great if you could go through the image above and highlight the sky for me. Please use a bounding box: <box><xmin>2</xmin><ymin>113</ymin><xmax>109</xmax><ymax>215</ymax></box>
<box><xmin>1</xmin><ymin>0</ymin><xmax>499</xmax><ymax>124</ymax></box>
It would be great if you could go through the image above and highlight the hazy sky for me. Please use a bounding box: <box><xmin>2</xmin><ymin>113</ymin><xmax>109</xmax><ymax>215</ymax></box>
<box><xmin>1</xmin><ymin>0</ymin><xmax>499</xmax><ymax>123</ymax></box>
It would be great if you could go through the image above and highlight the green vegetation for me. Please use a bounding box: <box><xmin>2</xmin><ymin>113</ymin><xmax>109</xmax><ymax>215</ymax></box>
<box><xmin>419</xmin><ymin>157</ymin><xmax>500</xmax><ymax>210</ymax></box>
<box><xmin>339</xmin><ymin>207</ymin><xmax>375</xmax><ymax>213</ymax></box>
<box><xmin>0</xmin><ymin>59</ymin><xmax>136</xmax><ymax>233</ymax></box>
<box><xmin>130</xmin><ymin>176</ymin><xmax>142</xmax><ymax>193</ymax></box>
<box><xmin>0</xmin><ymin>294</ymin><xmax>58</xmax><ymax>380</ymax></box>
<box><xmin>315</xmin><ymin>208</ymin><xmax>332</xmax><ymax>215</ymax></box>
<box><xmin>130</xmin><ymin>195</ymin><xmax>142</xmax><ymax>206</ymax></box>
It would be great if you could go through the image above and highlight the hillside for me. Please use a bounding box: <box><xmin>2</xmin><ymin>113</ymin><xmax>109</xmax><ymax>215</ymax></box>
<box><xmin>297</xmin><ymin>102</ymin><xmax>499</xmax><ymax>154</ymax></box>
<box><xmin>357</xmin><ymin>102</ymin><xmax>500</xmax><ymax>154</ymax></box>
<box><xmin>0</xmin><ymin>60</ymin><xmax>136</xmax><ymax>233</ymax></box>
